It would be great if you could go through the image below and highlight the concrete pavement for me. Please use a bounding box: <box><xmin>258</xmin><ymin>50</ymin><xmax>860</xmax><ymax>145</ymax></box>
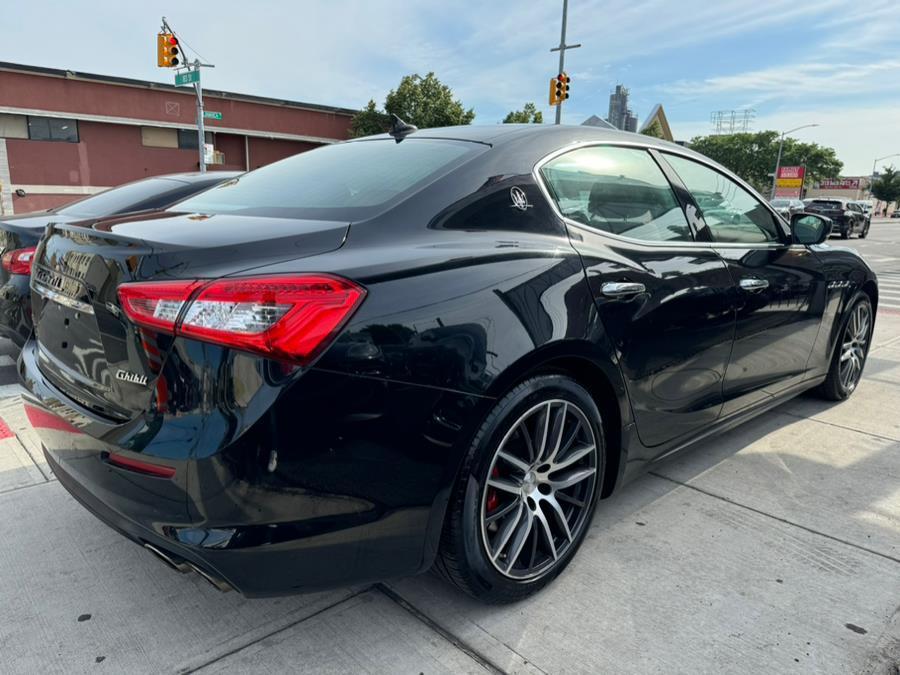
<box><xmin>0</xmin><ymin>235</ymin><xmax>899</xmax><ymax>673</ymax></box>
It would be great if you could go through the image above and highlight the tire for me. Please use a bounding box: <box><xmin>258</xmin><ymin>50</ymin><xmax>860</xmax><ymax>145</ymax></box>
<box><xmin>815</xmin><ymin>293</ymin><xmax>873</xmax><ymax>401</ymax></box>
<box><xmin>435</xmin><ymin>375</ymin><xmax>605</xmax><ymax>603</ymax></box>
<box><xmin>860</xmin><ymin>222</ymin><xmax>869</xmax><ymax>239</ymax></box>
<box><xmin>840</xmin><ymin>226</ymin><xmax>849</xmax><ymax>239</ymax></box>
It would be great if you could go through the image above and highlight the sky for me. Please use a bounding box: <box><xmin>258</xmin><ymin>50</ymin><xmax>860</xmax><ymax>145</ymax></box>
<box><xmin>4</xmin><ymin>0</ymin><xmax>899</xmax><ymax>175</ymax></box>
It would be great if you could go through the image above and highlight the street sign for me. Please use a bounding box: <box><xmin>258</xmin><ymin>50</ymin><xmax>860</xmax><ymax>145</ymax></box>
<box><xmin>175</xmin><ymin>70</ymin><xmax>200</xmax><ymax>86</ymax></box>
<box><xmin>203</xmin><ymin>111</ymin><xmax>222</xmax><ymax>120</ymax></box>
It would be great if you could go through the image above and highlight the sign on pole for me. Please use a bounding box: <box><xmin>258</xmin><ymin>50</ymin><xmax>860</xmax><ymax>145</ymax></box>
<box><xmin>775</xmin><ymin>166</ymin><xmax>805</xmax><ymax>198</ymax></box>
<box><xmin>203</xmin><ymin>111</ymin><xmax>222</xmax><ymax>120</ymax></box>
<box><xmin>175</xmin><ymin>70</ymin><xmax>200</xmax><ymax>86</ymax></box>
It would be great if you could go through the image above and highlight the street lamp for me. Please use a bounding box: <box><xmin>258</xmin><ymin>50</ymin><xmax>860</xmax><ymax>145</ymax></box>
<box><xmin>770</xmin><ymin>124</ymin><xmax>819</xmax><ymax>199</ymax></box>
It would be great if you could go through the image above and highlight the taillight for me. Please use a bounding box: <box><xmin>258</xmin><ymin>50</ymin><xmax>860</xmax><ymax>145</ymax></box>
<box><xmin>118</xmin><ymin>275</ymin><xmax>365</xmax><ymax>364</ymax></box>
<box><xmin>118</xmin><ymin>281</ymin><xmax>202</xmax><ymax>334</ymax></box>
<box><xmin>1</xmin><ymin>246</ymin><xmax>37</xmax><ymax>275</ymax></box>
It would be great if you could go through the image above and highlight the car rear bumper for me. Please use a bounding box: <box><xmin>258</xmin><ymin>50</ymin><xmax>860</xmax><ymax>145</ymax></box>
<box><xmin>19</xmin><ymin>339</ymin><xmax>484</xmax><ymax>596</ymax></box>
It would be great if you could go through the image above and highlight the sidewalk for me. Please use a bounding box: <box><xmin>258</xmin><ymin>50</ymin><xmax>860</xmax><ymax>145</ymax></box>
<box><xmin>1</xmin><ymin>314</ymin><xmax>899</xmax><ymax>674</ymax></box>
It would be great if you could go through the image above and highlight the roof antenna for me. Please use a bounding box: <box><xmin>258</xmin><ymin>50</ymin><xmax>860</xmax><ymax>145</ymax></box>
<box><xmin>388</xmin><ymin>114</ymin><xmax>417</xmax><ymax>143</ymax></box>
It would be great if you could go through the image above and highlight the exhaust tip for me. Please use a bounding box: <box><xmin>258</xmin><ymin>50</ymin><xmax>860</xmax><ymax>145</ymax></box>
<box><xmin>143</xmin><ymin>542</ymin><xmax>191</xmax><ymax>574</ymax></box>
<box><xmin>188</xmin><ymin>563</ymin><xmax>233</xmax><ymax>593</ymax></box>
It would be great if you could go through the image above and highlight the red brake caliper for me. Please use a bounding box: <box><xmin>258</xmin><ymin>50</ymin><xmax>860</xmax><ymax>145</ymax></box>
<box><xmin>486</xmin><ymin>466</ymin><xmax>500</xmax><ymax>512</ymax></box>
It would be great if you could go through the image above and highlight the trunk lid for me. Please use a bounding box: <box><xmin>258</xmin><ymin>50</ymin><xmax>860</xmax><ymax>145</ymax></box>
<box><xmin>31</xmin><ymin>211</ymin><xmax>349</xmax><ymax>420</ymax></box>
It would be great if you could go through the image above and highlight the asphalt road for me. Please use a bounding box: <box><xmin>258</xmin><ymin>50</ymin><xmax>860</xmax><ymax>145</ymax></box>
<box><xmin>833</xmin><ymin>218</ymin><xmax>900</xmax><ymax>313</ymax></box>
<box><xmin>0</xmin><ymin>220</ymin><xmax>898</xmax><ymax>674</ymax></box>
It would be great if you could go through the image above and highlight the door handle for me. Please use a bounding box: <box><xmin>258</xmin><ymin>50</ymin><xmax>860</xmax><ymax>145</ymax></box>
<box><xmin>739</xmin><ymin>277</ymin><xmax>769</xmax><ymax>293</ymax></box>
<box><xmin>601</xmin><ymin>282</ymin><xmax>646</xmax><ymax>298</ymax></box>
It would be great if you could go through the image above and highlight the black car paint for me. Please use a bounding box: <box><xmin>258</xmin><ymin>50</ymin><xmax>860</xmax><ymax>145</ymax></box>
<box><xmin>18</xmin><ymin>125</ymin><xmax>878</xmax><ymax>596</ymax></box>
<box><xmin>0</xmin><ymin>172</ymin><xmax>241</xmax><ymax>347</ymax></box>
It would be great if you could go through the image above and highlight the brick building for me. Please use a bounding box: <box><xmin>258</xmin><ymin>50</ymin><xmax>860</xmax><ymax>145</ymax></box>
<box><xmin>0</xmin><ymin>62</ymin><xmax>355</xmax><ymax>214</ymax></box>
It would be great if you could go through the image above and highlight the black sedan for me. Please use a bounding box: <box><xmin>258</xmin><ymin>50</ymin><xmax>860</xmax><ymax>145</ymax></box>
<box><xmin>20</xmin><ymin>124</ymin><xmax>877</xmax><ymax>602</ymax></box>
<box><xmin>0</xmin><ymin>171</ymin><xmax>240</xmax><ymax>346</ymax></box>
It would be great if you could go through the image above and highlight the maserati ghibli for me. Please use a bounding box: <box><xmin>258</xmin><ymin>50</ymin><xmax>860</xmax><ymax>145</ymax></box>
<box><xmin>19</xmin><ymin>122</ymin><xmax>877</xmax><ymax>602</ymax></box>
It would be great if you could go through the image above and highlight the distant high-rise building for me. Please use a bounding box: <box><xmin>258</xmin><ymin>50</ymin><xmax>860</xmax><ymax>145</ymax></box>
<box><xmin>607</xmin><ymin>84</ymin><xmax>638</xmax><ymax>132</ymax></box>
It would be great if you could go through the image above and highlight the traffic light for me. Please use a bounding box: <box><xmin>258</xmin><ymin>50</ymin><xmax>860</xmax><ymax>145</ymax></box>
<box><xmin>549</xmin><ymin>72</ymin><xmax>571</xmax><ymax>106</ymax></box>
<box><xmin>157</xmin><ymin>33</ymin><xmax>180</xmax><ymax>68</ymax></box>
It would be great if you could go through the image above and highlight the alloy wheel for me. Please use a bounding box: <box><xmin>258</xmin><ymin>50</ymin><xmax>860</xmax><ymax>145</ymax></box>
<box><xmin>480</xmin><ymin>399</ymin><xmax>598</xmax><ymax>580</ymax></box>
<box><xmin>839</xmin><ymin>302</ymin><xmax>870</xmax><ymax>393</ymax></box>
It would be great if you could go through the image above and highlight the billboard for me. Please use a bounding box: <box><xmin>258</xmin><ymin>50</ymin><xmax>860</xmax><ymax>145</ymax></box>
<box><xmin>775</xmin><ymin>166</ymin><xmax>805</xmax><ymax>198</ymax></box>
<box><xmin>818</xmin><ymin>178</ymin><xmax>860</xmax><ymax>190</ymax></box>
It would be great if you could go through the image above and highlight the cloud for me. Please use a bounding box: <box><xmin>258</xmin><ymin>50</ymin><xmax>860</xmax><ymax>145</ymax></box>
<box><xmin>661</xmin><ymin>59</ymin><xmax>900</xmax><ymax>103</ymax></box>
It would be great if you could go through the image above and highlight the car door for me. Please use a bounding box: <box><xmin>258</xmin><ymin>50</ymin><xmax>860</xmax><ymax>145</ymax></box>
<box><xmin>660</xmin><ymin>152</ymin><xmax>827</xmax><ymax>415</ymax></box>
<box><xmin>539</xmin><ymin>144</ymin><xmax>736</xmax><ymax>451</ymax></box>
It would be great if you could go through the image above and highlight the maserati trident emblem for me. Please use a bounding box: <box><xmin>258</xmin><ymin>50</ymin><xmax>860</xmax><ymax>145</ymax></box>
<box><xmin>116</xmin><ymin>370</ymin><xmax>148</xmax><ymax>386</ymax></box>
<box><xmin>509</xmin><ymin>186</ymin><xmax>532</xmax><ymax>211</ymax></box>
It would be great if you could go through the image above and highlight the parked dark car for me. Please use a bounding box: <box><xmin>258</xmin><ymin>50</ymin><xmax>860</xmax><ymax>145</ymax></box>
<box><xmin>19</xmin><ymin>125</ymin><xmax>877</xmax><ymax>602</ymax></box>
<box><xmin>804</xmin><ymin>198</ymin><xmax>866</xmax><ymax>238</ymax></box>
<box><xmin>0</xmin><ymin>172</ymin><xmax>240</xmax><ymax>346</ymax></box>
<box><xmin>769</xmin><ymin>198</ymin><xmax>805</xmax><ymax>219</ymax></box>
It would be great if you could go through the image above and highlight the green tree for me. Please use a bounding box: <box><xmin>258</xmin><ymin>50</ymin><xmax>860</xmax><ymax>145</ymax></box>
<box><xmin>640</xmin><ymin>120</ymin><xmax>663</xmax><ymax>138</ymax></box>
<box><xmin>871</xmin><ymin>166</ymin><xmax>900</xmax><ymax>207</ymax></box>
<box><xmin>350</xmin><ymin>99</ymin><xmax>390</xmax><ymax>138</ymax></box>
<box><xmin>350</xmin><ymin>72</ymin><xmax>475</xmax><ymax>138</ymax></box>
<box><xmin>503</xmin><ymin>102</ymin><xmax>543</xmax><ymax>124</ymax></box>
<box><xmin>688</xmin><ymin>131</ymin><xmax>842</xmax><ymax>195</ymax></box>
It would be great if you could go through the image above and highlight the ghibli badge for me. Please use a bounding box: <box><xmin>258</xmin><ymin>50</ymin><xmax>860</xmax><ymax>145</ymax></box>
<box><xmin>116</xmin><ymin>370</ymin><xmax>148</xmax><ymax>386</ymax></box>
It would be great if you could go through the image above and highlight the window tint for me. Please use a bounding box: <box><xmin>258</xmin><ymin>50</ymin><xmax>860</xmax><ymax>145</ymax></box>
<box><xmin>176</xmin><ymin>139</ymin><xmax>483</xmax><ymax>220</ymax></box>
<box><xmin>663</xmin><ymin>154</ymin><xmax>782</xmax><ymax>244</ymax></box>
<box><xmin>541</xmin><ymin>146</ymin><xmax>691</xmax><ymax>242</ymax></box>
<box><xmin>56</xmin><ymin>178</ymin><xmax>185</xmax><ymax>218</ymax></box>
<box><xmin>27</xmin><ymin>116</ymin><xmax>78</xmax><ymax>143</ymax></box>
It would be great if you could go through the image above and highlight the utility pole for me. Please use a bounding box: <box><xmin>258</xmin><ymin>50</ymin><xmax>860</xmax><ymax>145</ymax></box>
<box><xmin>160</xmin><ymin>17</ymin><xmax>214</xmax><ymax>173</ymax></box>
<box><xmin>550</xmin><ymin>0</ymin><xmax>580</xmax><ymax>125</ymax></box>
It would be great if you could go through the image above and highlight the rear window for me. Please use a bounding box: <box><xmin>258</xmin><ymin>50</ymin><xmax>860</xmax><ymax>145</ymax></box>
<box><xmin>57</xmin><ymin>178</ymin><xmax>185</xmax><ymax>218</ymax></box>
<box><xmin>174</xmin><ymin>139</ymin><xmax>483</xmax><ymax>220</ymax></box>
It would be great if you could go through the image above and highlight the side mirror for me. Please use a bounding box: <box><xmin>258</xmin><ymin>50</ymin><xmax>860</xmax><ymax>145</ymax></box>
<box><xmin>791</xmin><ymin>213</ymin><xmax>831</xmax><ymax>245</ymax></box>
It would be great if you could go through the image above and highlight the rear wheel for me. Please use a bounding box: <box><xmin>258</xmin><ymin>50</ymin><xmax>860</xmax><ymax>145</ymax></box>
<box><xmin>816</xmin><ymin>294</ymin><xmax>872</xmax><ymax>400</ymax></box>
<box><xmin>435</xmin><ymin>375</ymin><xmax>604</xmax><ymax>602</ymax></box>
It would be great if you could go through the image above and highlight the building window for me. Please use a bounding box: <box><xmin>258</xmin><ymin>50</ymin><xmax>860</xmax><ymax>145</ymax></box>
<box><xmin>0</xmin><ymin>114</ymin><xmax>28</xmax><ymax>139</ymax></box>
<box><xmin>178</xmin><ymin>129</ymin><xmax>199</xmax><ymax>150</ymax></box>
<box><xmin>141</xmin><ymin>127</ymin><xmax>178</xmax><ymax>148</ymax></box>
<box><xmin>26</xmin><ymin>116</ymin><xmax>79</xmax><ymax>143</ymax></box>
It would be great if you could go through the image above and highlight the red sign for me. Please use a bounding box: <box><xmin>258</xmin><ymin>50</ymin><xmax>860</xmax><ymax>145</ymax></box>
<box><xmin>777</xmin><ymin>166</ymin><xmax>805</xmax><ymax>179</ymax></box>
<box><xmin>818</xmin><ymin>178</ymin><xmax>860</xmax><ymax>190</ymax></box>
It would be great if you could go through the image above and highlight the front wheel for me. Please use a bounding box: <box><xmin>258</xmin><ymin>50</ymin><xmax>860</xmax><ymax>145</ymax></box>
<box><xmin>816</xmin><ymin>293</ymin><xmax>872</xmax><ymax>400</ymax></box>
<box><xmin>840</xmin><ymin>226</ymin><xmax>850</xmax><ymax>239</ymax></box>
<box><xmin>435</xmin><ymin>375</ymin><xmax>604</xmax><ymax>602</ymax></box>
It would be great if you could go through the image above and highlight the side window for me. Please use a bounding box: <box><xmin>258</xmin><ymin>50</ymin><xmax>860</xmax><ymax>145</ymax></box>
<box><xmin>540</xmin><ymin>146</ymin><xmax>692</xmax><ymax>242</ymax></box>
<box><xmin>663</xmin><ymin>154</ymin><xmax>783</xmax><ymax>244</ymax></box>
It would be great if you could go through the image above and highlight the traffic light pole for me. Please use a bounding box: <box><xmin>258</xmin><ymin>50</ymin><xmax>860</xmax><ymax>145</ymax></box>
<box><xmin>193</xmin><ymin>62</ymin><xmax>206</xmax><ymax>174</ymax></box>
<box><xmin>550</xmin><ymin>0</ymin><xmax>580</xmax><ymax>125</ymax></box>
<box><xmin>161</xmin><ymin>17</ymin><xmax>213</xmax><ymax>173</ymax></box>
